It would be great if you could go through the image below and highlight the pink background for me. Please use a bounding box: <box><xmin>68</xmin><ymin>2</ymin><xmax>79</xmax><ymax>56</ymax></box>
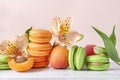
<box><xmin>0</xmin><ymin>0</ymin><xmax>120</xmax><ymax>53</ymax></box>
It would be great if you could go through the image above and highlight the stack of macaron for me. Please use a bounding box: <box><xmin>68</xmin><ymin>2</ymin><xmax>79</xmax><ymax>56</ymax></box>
<box><xmin>69</xmin><ymin>45</ymin><xmax>110</xmax><ymax>71</ymax></box>
<box><xmin>27</xmin><ymin>29</ymin><xmax>52</xmax><ymax>68</ymax></box>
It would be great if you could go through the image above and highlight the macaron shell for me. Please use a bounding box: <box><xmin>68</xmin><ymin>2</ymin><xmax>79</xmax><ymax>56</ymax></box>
<box><xmin>69</xmin><ymin>45</ymin><xmax>78</xmax><ymax>70</ymax></box>
<box><xmin>0</xmin><ymin>64</ymin><xmax>10</xmax><ymax>70</ymax></box>
<box><xmin>28</xmin><ymin>42</ymin><xmax>52</xmax><ymax>51</ymax></box>
<box><xmin>33</xmin><ymin>61</ymin><xmax>49</xmax><ymax>68</ymax></box>
<box><xmin>29</xmin><ymin>36</ymin><xmax>51</xmax><ymax>43</ymax></box>
<box><xmin>86</xmin><ymin>55</ymin><xmax>109</xmax><ymax>62</ymax></box>
<box><xmin>31</xmin><ymin>56</ymin><xmax>49</xmax><ymax>62</ymax></box>
<box><xmin>0</xmin><ymin>55</ymin><xmax>9</xmax><ymax>63</ymax></box>
<box><xmin>75</xmin><ymin>47</ymin><xmax>85</xmax><ymax>70</ymax></box>
<box><xmin>29</xmin><ymin>29</ymin><xmax>52</xmax><ymax>43</ymax></box>
<box><xmin>27</xmin><ymin>48</ymin><xmax>51</xmax><ymax>56</ymax></box>
<box><xmin>87</xmin><ymin>63</ymin><xmax>110</xmax><ymax>71</ymax></box>
<box><xmin>29</xmin><ymin>29</ymin><xmax>52</xmax><ymax>37</ymax></box>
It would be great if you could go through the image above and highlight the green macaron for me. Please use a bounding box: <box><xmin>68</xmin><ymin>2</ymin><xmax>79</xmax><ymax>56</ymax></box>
<box><xmin>0</xmin><ymin>55</ymin><xmax>10</xmax><ymax>70</ymax></box>
<box><xmin>86</xmin><ymin>55</ymin><xmax>110</xmax><ymax>71</ymax></box>
<box><xmin>0</xmin><ymin>63</ymin><xmax>10</xmax><ymax>70</ymax></box>
<box><xmin>69</xmin><ymin>45</ymin><xmax>86</xmax><ymax>70</ymax></box>
<box><xmin>0</xmin><ymin>55</ymin><xmax>9</xmax><ymax>63</ymax></box>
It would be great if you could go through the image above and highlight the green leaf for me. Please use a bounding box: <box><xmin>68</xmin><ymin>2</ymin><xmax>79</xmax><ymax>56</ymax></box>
<box><xmin>109</xmin><ymin>25</ymin><xmax>116</xmax><ymax>46</ymax></box>
<box><xmin>94</xmin><ymin>46</ymin><xmax>106</xmax><ymax>54</ymax></box>
<box><xmin>25</xmin><ymin>26</ymin><xmax>32</xmax><ymax>42</ymax></box>
<box><xmin>92</xmin><ymin>26</ymin><xmax>120</xmax><ymax>65</ymax></box>
<box><xmin>25</xmin><ymin>26</ymin><xmax>32</xmax><ymax>36</ymax></box>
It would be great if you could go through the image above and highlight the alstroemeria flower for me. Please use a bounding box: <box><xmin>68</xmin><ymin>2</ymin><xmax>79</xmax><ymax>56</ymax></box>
<box><xmin>51</xmin><ymin>16</ymin><xmax>84</xmax><ymax>47</ymax></box>
<box><xmin>0</xmin><ymin>40</ymin><xmax>18</xmax><ymax>56</ymax></box>
<box><xmin>0</xmin><ymin>34</ymin><xmax>29</xmax><ymax>57</ymax></box>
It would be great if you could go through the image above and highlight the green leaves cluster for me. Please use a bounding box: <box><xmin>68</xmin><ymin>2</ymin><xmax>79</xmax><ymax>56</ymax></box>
<box><xmin>92</xmin><ymin>26</ymin><xmax>120</xmax><ymax>65</ymax></box>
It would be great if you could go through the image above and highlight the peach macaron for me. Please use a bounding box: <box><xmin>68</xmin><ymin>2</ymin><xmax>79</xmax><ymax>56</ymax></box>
<box><xmin>29</xmin><ymin>29</ymin><xmax>52</xmax><ymax>43</ymax></box>
<box><xmin>27</xmin><ymin>42</ymin><xmax>52</xmax><ymax>56</ymax></box>
<box><xmin>33</xmin><ymin>61</ymin><xmax>49</xmax><ymax>68</ymax></box>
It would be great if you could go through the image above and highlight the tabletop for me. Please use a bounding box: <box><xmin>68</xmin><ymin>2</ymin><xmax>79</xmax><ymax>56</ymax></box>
<box><xmin>0</xmin><ymin>61</ymin><xmax>120</xmax><ymax>80</ymax></box>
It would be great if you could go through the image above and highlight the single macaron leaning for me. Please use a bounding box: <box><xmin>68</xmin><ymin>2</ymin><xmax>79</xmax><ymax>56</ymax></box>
<box><xmin>0</xmin><ymin>54</ymin><xmax>10</xmax><ymax>70</ymax></box>
<box><xmin>69</xmin><ymin>45</ymin><xmax>86</xmax><ymax>70</ymax></box>
<box><xmin>86</xmin><ymin>54</ymin><xmax>110</xmax><ymax>71</ymax></box>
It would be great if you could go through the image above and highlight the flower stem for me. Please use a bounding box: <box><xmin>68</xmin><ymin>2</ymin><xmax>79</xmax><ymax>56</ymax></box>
<box><xmin>53</xmin><ymin>41</ymin><xmax>60</xmax><ymax>48</ymax></box>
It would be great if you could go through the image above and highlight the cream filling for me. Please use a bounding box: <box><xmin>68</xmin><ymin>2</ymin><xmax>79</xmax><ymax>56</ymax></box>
<box><xmin>73</xmin><ymin>47</ymin><xmax>78</xmax><ymax>68</ymax></box>
<box><xmin>87</xmin><ymin>62</ymin><xmax>109</xmax><ymax>66</ymax></box>
<box><xmin>0</xmin><ymin>62</ymin><xmax>8</xmax><ymax>65</ymax></box>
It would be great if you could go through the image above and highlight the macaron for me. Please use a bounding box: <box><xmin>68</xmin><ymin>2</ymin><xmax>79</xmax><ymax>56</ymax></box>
<box><xmin>27</xmin><ymin>42</ymin><xmax>52</xmax><ymax>56</ymax></box>
<box><xmin>86</xmin><ymin>55</ymin><xmax>110</xmax><ymax>71</ymax></box>
<box><xmin>0</xmin><ymin>55</ymin><xmax>10</xmax><ymax>70</ymax></box>
<box><xmin>28</xmin><ymin>42</ymin><xmax>52</xmax><ymax>51</ymax></box>
<box><xmin>33</xmin><ymin>61</ymin><xmax>49</xmax><ymax>68</ymax></box>
<box><xmin>69</xmin><ymin>45</ymin><xmax>86</xmax><ymax>70</ymax></box>
<box><xmin>29</xmin><ymin>29</ymin><xmax>52</xmax><ymax>43</ymax></box>
<box><xmin>30</xmin><ymin>55</ymin><xmax>49</xmax><ymax>62</ymax></box>
<box><xmin>27</xmin><ymin>48</ymin><xmax>51</xmax><ymax>56</ymax></box>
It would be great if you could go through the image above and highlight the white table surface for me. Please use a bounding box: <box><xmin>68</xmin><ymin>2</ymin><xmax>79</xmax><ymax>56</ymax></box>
<box><xmin>0</xmin><ymin>61</ymin><xmax>120</xmax><ymax>80</ymax></box>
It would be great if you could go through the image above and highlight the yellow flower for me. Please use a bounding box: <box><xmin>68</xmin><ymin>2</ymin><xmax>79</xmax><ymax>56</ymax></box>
<box><xmin>0</xmin><ymin>34</ymin><xmax>29</xmax><ymax>57</ymax></box>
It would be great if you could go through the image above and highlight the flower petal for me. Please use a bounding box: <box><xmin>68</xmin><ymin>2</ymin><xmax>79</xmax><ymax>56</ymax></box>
<box><xmin>65</xmin><ymin>30</ymin><xmax>84</xmax><ymax>45</ymax></box>
<box><xmin>64</xmin><ymin>16</ymin><xmax>73</xmax><ymax>28</ymax></box>
<box><xmin>0</xmin><ymin>40</ymin><xmax>9</xmax><ymax>53</ymax></box>
<box><xmin>22</xmin><ymin>34</ymin><xmax>29</xmax><ymax>49</ymax></box>
<box><xmin>51</xmin><ymin>16</ymin><xmax>61</xmax><ymax>37</ymax></box>
<box><xmin>12</xmin><ymin>34</ymin><xmax>29</xmax><ymax>50</ymax></box>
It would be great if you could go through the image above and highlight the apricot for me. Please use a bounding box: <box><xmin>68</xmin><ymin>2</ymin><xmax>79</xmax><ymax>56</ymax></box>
<box><xmin>8</xmin><ymin>57</ymin><xmax>34</xmax><ymax>72</ymax></box>
<box><xmin>50</xmin><ymin>46</ymin><xmax>69</xmax><ymax>69</ymax></box>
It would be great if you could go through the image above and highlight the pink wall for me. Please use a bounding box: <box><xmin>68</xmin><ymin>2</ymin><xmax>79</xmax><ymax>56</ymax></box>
<box><xmin>0</xmin><ymin>0</ymin><xmax>120</xmax><ymax>52</ymax></box>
